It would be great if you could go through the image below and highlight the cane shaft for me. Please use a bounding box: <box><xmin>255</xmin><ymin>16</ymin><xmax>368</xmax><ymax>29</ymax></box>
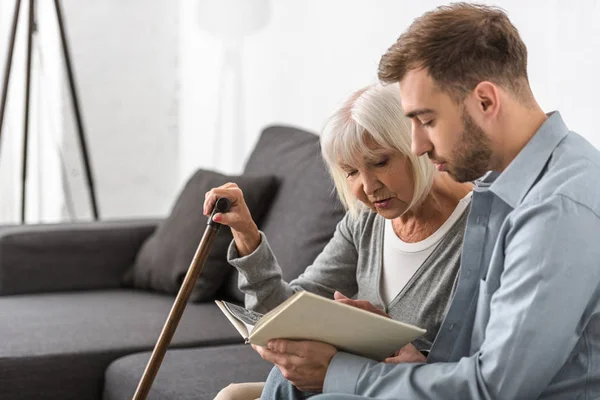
<box><xmin>132</xmin><ymin>225</ymin><xmax>219</xmax><ymax>400</ymax></box>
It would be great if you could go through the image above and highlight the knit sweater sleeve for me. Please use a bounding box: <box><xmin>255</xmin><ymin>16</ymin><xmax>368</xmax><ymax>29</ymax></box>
<box><xmin>227</xmin><ymin>212</ymin><xmax>360</xmax><ymax>313</ymax></box>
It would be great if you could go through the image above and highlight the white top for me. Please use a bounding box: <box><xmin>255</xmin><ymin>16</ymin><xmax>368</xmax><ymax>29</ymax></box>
<box><xmin>380</xmin><ymin>192</ymin><xmax>472</xmax><ymax>306</ymax></box>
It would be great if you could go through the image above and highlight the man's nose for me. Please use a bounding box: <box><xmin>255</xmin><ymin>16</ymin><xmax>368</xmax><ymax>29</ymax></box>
<box><xmin>411</xmin><ymin>126</ymin><xmax>432</xmax><ymax>157</ymax></box>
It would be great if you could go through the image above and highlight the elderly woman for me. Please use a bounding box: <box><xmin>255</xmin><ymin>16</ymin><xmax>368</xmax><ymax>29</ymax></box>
<box><xmin>206</xmin><ymin>83</ymin><xmax>472</xmax><ymax>400</ymax></box>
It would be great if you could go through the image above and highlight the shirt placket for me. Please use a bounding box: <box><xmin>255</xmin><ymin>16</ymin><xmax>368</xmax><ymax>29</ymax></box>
<box><xmin>427</xmin><ymin>187</ymin><xmax>493</xmax><ymax>363</ymax></box>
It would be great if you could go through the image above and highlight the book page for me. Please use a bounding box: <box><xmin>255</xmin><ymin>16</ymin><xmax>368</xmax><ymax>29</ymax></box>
<box><xmin>221</xmin><ymin>301</ymin><xmax>263</xmax><ymax>334</ymax></box>
<box><xmin>216</xmin><ymin>301</ymin><xmax>255</xmax><ymax>339</ymax></box>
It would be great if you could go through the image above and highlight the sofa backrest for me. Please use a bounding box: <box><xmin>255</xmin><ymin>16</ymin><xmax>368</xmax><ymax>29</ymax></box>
<box><xmin>223</xmin><ymin>125</ymin><xmax>345</xmax><ymax>302</ymax></box>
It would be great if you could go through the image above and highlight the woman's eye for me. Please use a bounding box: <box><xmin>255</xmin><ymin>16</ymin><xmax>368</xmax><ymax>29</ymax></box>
<box><xmin>374</xmin><ymin>159</ymin><xmax>388</xmax><ymax>167</ymax></box>
<box><xmin>346</xmin><ymin>170</ymin><xmax>358</xmax><ymax>178</ymax></box>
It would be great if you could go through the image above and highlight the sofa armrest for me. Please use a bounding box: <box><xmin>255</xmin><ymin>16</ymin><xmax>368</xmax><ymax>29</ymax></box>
<box><xmin>0</xmin><ymin>219</ymin><xmax>160</xmax><ymax>295</ymax></box>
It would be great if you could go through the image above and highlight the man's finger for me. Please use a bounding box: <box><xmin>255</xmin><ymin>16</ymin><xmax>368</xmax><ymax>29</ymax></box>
<box><xmin>384</xmin><ymin>355</ymin><xmax>409</xmax><ymax>364</ymax></box>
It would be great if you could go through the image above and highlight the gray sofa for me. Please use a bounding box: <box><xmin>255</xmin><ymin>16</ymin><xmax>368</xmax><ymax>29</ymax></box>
<box><xmin>0</xmin><ymin>126</ymin><xmax>345</xmax><ymax>400</ymax></box>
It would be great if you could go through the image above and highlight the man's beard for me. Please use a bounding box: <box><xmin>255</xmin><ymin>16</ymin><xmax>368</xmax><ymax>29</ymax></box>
<box><xmin>446</xmin><ymin>110</ymin><xmax>493</xmax><ymax>183</ymax></box>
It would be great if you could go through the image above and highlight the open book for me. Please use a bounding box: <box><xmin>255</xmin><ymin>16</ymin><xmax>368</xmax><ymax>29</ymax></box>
<box><xmin>215</xmin><ymin>291</ymin><xmax>426</xmax><ymax>361</ymax></box>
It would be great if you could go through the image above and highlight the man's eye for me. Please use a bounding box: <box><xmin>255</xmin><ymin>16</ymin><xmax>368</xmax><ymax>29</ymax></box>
<box><xmin>422</xmin><ymin>120</ymin><xmax>434</xmax><ymax>127</ymax></box>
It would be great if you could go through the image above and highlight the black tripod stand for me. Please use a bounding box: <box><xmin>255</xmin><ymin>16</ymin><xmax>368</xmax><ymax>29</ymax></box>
<box><xmin>0</xmin><ymin>0</ymin><xmax>99</xmax><ymax>223</ymax></box>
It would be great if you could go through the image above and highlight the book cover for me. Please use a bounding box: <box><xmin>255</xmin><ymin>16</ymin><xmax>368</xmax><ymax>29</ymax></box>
<box><xmin>216</xmin><ymin>291</ymin><xmax>426</xmax><ymax>361</ymax></box>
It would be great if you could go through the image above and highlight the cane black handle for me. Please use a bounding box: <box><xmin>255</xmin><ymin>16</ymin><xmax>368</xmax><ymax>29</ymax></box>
<box><xmin>208</xmin><ymin>197</ymin><xmax>232</xmax><ymax>227</ymax></box>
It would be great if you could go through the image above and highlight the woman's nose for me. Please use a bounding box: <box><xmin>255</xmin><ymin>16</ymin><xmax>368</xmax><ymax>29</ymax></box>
<box><xmin>361</xmin><ymin>173</ymin><xmax>382</xmax><ymax>196</ymax></box>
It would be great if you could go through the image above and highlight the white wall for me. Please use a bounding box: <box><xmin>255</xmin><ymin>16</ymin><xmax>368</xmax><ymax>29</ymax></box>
<box><xmin>0</xmin><ymin>0</ymin><xmax>25</xmax><ymax>224</ymax></box>
<box><xmin>1</xmin><ymin>0</ymin><xmax>180</xmax><ymax>223</ymax></box>
<box><xmin>60</xmin><ymin>0</ymin><xmax>179</xmax><ymax>220</ymax></box>
<box><xmin>179</xmin><ymin>0</ymin><xmax>600</xmax><ymax>183</ymax></box>
<box><xmin>2</xmin><ymin>1</ymin><xmax>598</xmax><ymax>222</ymax></box>
<box><xmin>0</xmin><ymin>0</ymin><xmax>63</xmax><ymax>224</ymax></box>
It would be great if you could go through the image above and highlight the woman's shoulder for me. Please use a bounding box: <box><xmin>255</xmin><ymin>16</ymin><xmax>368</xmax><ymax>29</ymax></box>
<box><xmin>340</xmin><ymin>208</ymin><xmax>384</xmax><ymax>237</ymax></box>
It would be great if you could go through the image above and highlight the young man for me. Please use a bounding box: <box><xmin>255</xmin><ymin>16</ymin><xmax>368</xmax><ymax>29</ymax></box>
<box><xmin>256</xmin><ymin>3</ymin><xmax>600</xmax><ymax>399</ymax></box>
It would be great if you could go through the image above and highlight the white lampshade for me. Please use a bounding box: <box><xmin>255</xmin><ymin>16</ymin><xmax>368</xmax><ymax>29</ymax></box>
<box><xmin>197</xmin><ymin>0</ymin><xmax>270</xmax><ymax>38</ymax></box>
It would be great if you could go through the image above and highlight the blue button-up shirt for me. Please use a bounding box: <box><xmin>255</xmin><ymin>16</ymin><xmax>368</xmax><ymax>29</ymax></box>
<box><xmin>322</xmin><ymin>112</ymin><xmax>600</xmax><ymax>399</ymax></box>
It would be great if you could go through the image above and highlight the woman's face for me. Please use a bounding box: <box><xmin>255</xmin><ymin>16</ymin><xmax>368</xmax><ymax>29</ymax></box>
<box><xmin>340</xmin><ymin>143</ymin><xmax>416</xmax><ymax>219</ymax></box>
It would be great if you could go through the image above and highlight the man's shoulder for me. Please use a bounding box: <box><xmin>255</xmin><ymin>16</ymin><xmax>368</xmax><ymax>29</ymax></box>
<box><xmin>554</xmin><ymin>130</ymin><xmax>600</xmax><ymax>167</ymax></box>
<box><xmin>524</xmin><ymin>131</ymin><xmax>600</xmax><ymax>214</ymax></box>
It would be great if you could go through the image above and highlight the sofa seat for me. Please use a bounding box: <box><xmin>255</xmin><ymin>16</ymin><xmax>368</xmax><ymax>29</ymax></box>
<box><xmin>104</xmin><ymin>344</ymin><xmax>272</xmax><ymax>400</ymax></box>
<box><xmin>0</xmin><ymin>124</ymin><xmax>344</xmax><ymax>400</ymax></box>
<box><xmin>0</xmin><ymin>289</ymin><xmax>242</xmax><ymax>400</ymax></box>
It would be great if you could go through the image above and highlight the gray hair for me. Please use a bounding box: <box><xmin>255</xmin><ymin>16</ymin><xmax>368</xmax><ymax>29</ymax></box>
<box><xmin>320</xmin><ymin>83</ymin><xmax>435</xmax><ymax>216</ymax></box>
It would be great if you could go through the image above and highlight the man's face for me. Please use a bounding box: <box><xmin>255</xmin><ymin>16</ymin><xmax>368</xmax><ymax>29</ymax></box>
<box><xmin>399</xmin><ymin>68</ymin><xmax>493</xmax><ymax>182</ymax></box>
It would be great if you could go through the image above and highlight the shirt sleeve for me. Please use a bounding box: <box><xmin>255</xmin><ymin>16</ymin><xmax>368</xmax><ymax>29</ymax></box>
<box><xmin>227</xmin><ymin>213</ymin><xmax>359</xmax><ymax>313</ymax></box>
<box><xmin>324</xmin><ymin>195</ymin><xmax>600</xmax><ymax>399</ymax></box>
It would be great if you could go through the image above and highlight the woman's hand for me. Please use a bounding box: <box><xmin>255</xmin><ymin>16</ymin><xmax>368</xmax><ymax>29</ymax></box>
<box><xmin>383</xmin><ymin>343</ymin><xmax>426</xmax><ymax>363</ymax></box>
<box><xmin>203</xmin><ymin>183</ymin><xmax>261</xmax><ymax>256</ymax></box>
<box><xmin>252</xmin><ymin>339</ymin><xmax>337</xmax><ymax>392</ymax></box>
<box><xmin>333</xmin><ymin>291</ymin><xmax>391</xmax><ymax>318</ymax></box>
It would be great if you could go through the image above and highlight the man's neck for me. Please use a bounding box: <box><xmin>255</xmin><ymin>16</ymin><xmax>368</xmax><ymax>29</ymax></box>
<box><xmin>493</xmin><ymin>102</ymin><xmax>548</xmax><ymax>172</ymax></box>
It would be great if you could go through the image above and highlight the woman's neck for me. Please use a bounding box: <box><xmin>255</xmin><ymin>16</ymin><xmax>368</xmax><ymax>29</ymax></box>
<box><xmin>392</xmin><ymin>173</ymin><xmax>472</xmax><ymax>243</ymax></box>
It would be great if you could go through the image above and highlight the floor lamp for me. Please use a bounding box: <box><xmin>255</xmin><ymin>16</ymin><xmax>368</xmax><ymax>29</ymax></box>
<box><xmin>0</xmin><ymin>0</ymin><xmax>99</xmax><ymax>223</ymax></box>
<box><xmin>196</xmin><ymin>0</ymin><xmax>270</xmax><ymax>171</ymax></box>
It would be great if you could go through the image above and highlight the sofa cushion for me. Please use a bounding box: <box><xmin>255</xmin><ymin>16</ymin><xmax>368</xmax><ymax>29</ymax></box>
<box><xmin>125</xmin><ymin>169</ymin><xmax>278</xmax><ymax>302</ymax></box>
<box><xmin>0</xmin><ymin>219</ymin><xmax>158</xmax><ymax>296</ymax></box>
<box><xmin>224</xmin><ymin>126</ymin><xmax>345</xmax><ymax>301</ymax></box>
<box><xmin>103</xmin><ymin>345</ymin><xmax>272</xmax><ymax>400</ymax></box>
<box><xmin>0</xmin><ymin>290</ymin><xmax>242</xmax><ymax>400</ymax></box>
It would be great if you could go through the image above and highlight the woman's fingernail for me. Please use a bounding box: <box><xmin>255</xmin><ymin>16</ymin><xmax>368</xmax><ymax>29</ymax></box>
<box><xmin>212</xmin><ymin>214</ymin><xmax>221</xmax><ymax>222</ymax></box>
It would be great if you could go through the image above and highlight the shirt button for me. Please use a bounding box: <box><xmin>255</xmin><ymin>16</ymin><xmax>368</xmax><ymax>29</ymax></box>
<box><xmin>449</xmin><ymin>324</ymin><xmax>455</xmax><ymax>331</ymax></box>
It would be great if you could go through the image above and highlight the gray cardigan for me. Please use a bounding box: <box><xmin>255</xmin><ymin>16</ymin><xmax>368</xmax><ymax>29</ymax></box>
<box><xmin>227</xmin><ymin>208</ymin><xmax>468</xmax><ymax>346</ymax></box>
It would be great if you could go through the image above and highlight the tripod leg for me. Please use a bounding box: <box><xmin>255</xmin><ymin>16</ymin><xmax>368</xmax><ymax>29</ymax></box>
<box><xmin>53</xmin><ymin>0</ymin><xmax>100</xmax><ymax>220</ymax></box>
<box><xmin>20</xmin><ymin>0</ymin><xmax>35</xmax><ymax>223</ymax></box>
<box><xmin>0</xmin><ymin>0</ymin><xmax>23</xmax><ymax>158</ymax></box>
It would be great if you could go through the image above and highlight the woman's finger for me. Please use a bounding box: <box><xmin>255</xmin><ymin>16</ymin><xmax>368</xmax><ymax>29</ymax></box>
<box><xmin>203</xmin><ymin>187</ymin><xmax>240</xmax><ymax>215</ymax></box>
<box><xmin>333</xmin><ymin>291</ymin><xmax>350</xmax><ymax>300</ymax></box>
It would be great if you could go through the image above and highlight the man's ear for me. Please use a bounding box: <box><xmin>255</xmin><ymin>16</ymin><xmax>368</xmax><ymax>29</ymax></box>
<box><xmin>472</xmin><ymin>81</ymin><xmax>500</xmax><ymax>116</ymax></box>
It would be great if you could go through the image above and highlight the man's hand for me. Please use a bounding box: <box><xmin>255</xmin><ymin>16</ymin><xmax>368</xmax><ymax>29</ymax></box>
<box><xmin>333</xmin><ymin>291</ymin><xmax>390</xmax><ymax>318</ymax></box>
<box><xmin>252</xmin><ymin>339</ymin><xmax>337</xmax><ymax>392</ymax></box>
<box><xmin>384</xmin><ymin>343</ymin><xmax>426</xmax><ymax>364</ymax></box>
<box><xmin>332</xmin><ymin>293</ymin><xmax>425</xmax><ymax>364</ymax></box>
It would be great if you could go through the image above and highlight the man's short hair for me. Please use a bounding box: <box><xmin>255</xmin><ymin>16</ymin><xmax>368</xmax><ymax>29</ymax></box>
<box><xmin>378</xmin><ymin>3</ymin><xmax>529</xmax><ymax>102</ymax></box>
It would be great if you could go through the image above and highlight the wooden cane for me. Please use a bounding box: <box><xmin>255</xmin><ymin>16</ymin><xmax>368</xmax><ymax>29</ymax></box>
<box><xmin>132</xmin><ymin>197</ymin><xmax>232</xmax><ymax>400</ymax></box>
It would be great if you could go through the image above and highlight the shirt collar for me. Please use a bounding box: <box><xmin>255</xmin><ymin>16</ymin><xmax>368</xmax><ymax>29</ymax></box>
<box><xmin>488</xmin><ymin>111</ymin><xmax>569</xmax><ymax>208</ymax></box>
